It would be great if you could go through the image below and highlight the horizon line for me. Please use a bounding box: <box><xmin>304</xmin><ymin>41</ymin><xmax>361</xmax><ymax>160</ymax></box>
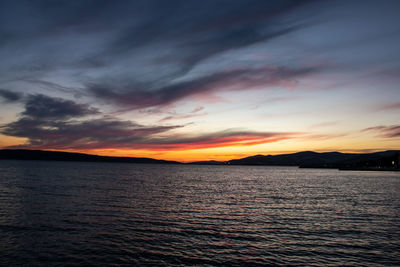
<box><xmin>1</xmin><ymin>148</ymin><xmax>399</xmax><ymax>163</ymax></box>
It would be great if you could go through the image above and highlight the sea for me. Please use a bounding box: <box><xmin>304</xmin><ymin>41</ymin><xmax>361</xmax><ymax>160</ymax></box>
<box><xmin>0</xmin><ymin>160</ymin><xmax>399</xmax><ymax>266</ymax></box>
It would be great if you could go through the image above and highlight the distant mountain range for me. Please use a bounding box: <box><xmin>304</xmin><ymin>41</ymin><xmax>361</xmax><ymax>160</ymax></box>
<box><xmin>0</xmin><ymin>149</ymin><xmax>399</xmax><ymax>171</ymax></box>
<box><xmin>193</xmin><ymin>150</ymin><xmax>400</xmax><ymax>171</ymax></box>
<box><xmin>227</xmin><ymin>150</ymin><xmax>400</xmax><ymax>169</ymax></box>
<box><xmin>0</xmin><ymin>149</ymin><xmax>180</xmax><ymax>164</ymax></box>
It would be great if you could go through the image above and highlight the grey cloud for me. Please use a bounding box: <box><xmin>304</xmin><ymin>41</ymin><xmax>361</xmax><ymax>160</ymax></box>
<box><xmin>89</xmin><ymin>65</ymin><xmax>320</xmax><ymax>109</ymax></box>
<box><xmin>1</xmin><ymin>116</ymin><xmax>293</xmax><ymax>150</ymax></box>
<box><xmin>1</xmin><ymin>116</ymin><xmax>181</xmax><ymax>150</ymax></box>
<box><xmin>0</xmin><ymin>92</ymin><xmax>183</xmax><ymax>150</ymax></box>
<box><xmin>0</xmin><ymin>0</ymin><xmax>316</xmax><ymax>97</ymax></box>
<box><xmin>0</xmin><ymin>89</ymin><xmax>22</xmax><ymax>102</ymax></box>
<box><xmin>0</xmin><ymin>91</ymin><xmax>293</xmax><ymax>150</ymax></box>
<box><xmin>23</xmin><ymin>94</ymin><xmax>99</xmax><ymax>119</ymax></box>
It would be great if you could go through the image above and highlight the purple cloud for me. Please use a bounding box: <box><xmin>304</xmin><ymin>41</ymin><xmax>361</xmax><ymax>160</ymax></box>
<box><xmin>363</xmin><ymin>125</ymin><xmax>400</xmax><ymax>138</ymax></box>
<box><xmin>89</xmin><ymin>65</ymin><xmax>319</xmax><ymax>109</ymax></box>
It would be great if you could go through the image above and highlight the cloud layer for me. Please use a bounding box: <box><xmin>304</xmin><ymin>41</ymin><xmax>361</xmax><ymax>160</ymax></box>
<box><xmin>0</xmin><ymin>0</ymin><xmax>319</xmax><ymax>110</ymax></box>
<box><xmin>89</xmin><ymin>66</ymin><xmax>319</xmax><ymax>109</ymax></box>
<box><xmin>363</xmin><ymin>125</ymin><xmax>400</xmax><ymax>138</ymax></box>
<box><xmin>1</xmin><ymin>94</ymin><xmax>294</xmax><ymax>151</ymax></box>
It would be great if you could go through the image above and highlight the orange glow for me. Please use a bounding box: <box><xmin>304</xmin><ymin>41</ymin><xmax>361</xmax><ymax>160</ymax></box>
<box><xmin>1</xmin><ymin>131</ymin><xmax>399</xmax><ymax>162</ymax></box>
<box><xmin>121</xmin><ymin>136</ymin><xmax>293</xmax><ymax>151</ymax></box>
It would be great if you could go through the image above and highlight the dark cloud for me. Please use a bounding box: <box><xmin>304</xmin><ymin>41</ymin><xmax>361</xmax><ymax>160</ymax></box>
<box><xmin>362</xmin><ymin>125</ymin><xmax>400</xmax><ymax>138</ymax></box>
<box><xmin>23</xmin><ymin>94</ymin><xmax>98</xmax><ymax>119</ymax></box>
<box><xmin>0</xmin><ymin>93</ymin><xmax>182</xmax><ymax>149</ymax></box>
<box><xmin>98</xmin><ymin>0</ymin><xmax>313</xmax><ymax>68</ymax></box>
<box><xmin>20</xmin><ymin>79</ymin><xmax>85</xmax><ymax>96</ymax></box>
<box><xmin>0</xmin><ymin>0</ymin><xmax>316</xmax><ymax>95</ymax></box>
<box><xmin>0</xmin><ymin>89</ymin><xmax>22</xmax><ymax>102</ymax></box>
<box><xmin>90</xmin><ymin>65</ymin><xmax>319</xmax><ymax>109</ymax></box>
<box><xmin>1</xmin><ymin>114</ymin><xmax>294</xmax><ymax>150</ymax></box>
<box><xmin>1</xmin><ymin>116</ymin><xmax>181</xmax><ymax>150</ymax></box>
<box><xmin>1</xmin><ymin>93</ymin><xmax>294</xmax><ymax>150</ymax></box>
<box><xmin>1</xmin><ymin>117</ymin><xmax>176</xmax><ymax>149</ymax></box>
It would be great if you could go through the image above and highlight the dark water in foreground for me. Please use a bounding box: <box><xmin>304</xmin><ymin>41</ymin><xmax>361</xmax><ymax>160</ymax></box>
<box><xmin>0</xmin><ymin>160</ymin><xmax>399</xmax><ymax>266</ymax></box>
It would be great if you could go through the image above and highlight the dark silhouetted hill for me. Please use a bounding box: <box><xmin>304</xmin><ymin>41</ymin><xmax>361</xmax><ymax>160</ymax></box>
<box><xmin>1</xmin><ymin>149</ymin><xmax>399</xmax><ymax>170</ymax></box>
<box><xmin>228</xmin><ymin>150</ymin><xmax>400</xmax><ymax>170</ymax></box>
<box><xmin>0</xmin><ymin>149</ymin><xmax>181</xmax><ymax>164</ymax></box>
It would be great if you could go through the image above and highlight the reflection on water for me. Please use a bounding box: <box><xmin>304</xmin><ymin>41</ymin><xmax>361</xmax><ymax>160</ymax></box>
<box><xmin>1</xmin><ymin>160</ymin><xmax>400</xmax><ymax>265</ymax></box>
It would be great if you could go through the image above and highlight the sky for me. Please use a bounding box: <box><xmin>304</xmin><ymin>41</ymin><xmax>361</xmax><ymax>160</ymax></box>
<box><xmin>0</xmin><ymin>0</ymin><xmax>399</xmax><ymax>162</ymax></box>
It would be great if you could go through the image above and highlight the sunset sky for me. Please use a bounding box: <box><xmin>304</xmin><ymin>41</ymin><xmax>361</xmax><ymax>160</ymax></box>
<box><xmin>0</xmin><ymin>0</ymin><xmax>399</xmax><ymax>162</ymax></box>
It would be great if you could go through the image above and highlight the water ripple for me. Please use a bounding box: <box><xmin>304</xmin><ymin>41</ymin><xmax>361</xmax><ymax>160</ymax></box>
<box><xmin>0</xmin><ymin>161</ymin><xmax>399</xmax><ymax>266</ymax></box>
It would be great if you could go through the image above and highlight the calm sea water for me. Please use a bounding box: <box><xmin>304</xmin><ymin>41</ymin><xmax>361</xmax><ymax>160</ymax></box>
<box><xmin>0</xmin><ymin>160</ymin><xmax>399</xmax><ymax>266</ymax></box>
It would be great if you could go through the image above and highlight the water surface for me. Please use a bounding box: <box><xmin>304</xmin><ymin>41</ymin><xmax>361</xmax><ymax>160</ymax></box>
<box><xmin>1</xmin><ymin>160</ymin><xmax>399</xmax><ymax>266</ymax></box>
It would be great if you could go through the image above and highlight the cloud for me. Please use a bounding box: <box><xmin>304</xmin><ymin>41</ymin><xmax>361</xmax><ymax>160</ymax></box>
<box><xmin>378</xmin><ymin>102</ymin><xmax>400</xmax><ymax>111</ymax></box>
<box><xmin>0</xmin><ymin>89</ymin><xmax>22</xmax><ymax>102</ymax></box>
<box><xmin>138</xmin><ymin>130</ymin><xmax>296</xmax><ymax>150</ymax></box>
<box><xmin>102</xmin><ymin>0</ymin><xmax>313</xmax><ymax>69</ymax></box>
<box><xmin>0</xmin><ymin>0</ymin><xmax>317</xmax><ymax>104</ymax></box>
<box><xmin>1</xmin><ymin>93</ymin><xmax>295</xmax><ymax>151</ymax></box>
<box><xmin>158</xmin><ymin>113</ymin><xmax>207</xmax><ymax>122</ymax></box>
<box><xmin>1</xmin><ymin>117</ymin><xmax>181</xmax><ymax>150</ymax></box>
<box><xmin>19</xmin><ymin>79</ymin><xmax>85</xmax><ymax>96</ymax></box>
<box><xmin>22</xmin><ymin>94</ymin><xmax>99</xmax><ymax>119</ymax></box>
<box><xmin>89</xmin><ymin>65</ymin><xmax>319</xmax><ymax>109</ymax></box>
<box><xmin>158</xmin><ymin>106</ymin><xmax>207</xmax><ymax>122</ymax></box>
<box><xmin>362</xmin><ymin>125</ymin><xmax>400</xmax><ymax>138</ymax></box>
<box><xmin>301</xmin><ymin>133</ymin><xmax>348</xmax><ymax>140</ymax></box>
<box><xmin>1</xmin><ymin>116</ymin><xmax>295</xmax><ymax>150</ymax></box>
<box><xmin>191</xmin><ymin>106</ymin><xmax>204</xmax><ymax>113</ymax></box>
